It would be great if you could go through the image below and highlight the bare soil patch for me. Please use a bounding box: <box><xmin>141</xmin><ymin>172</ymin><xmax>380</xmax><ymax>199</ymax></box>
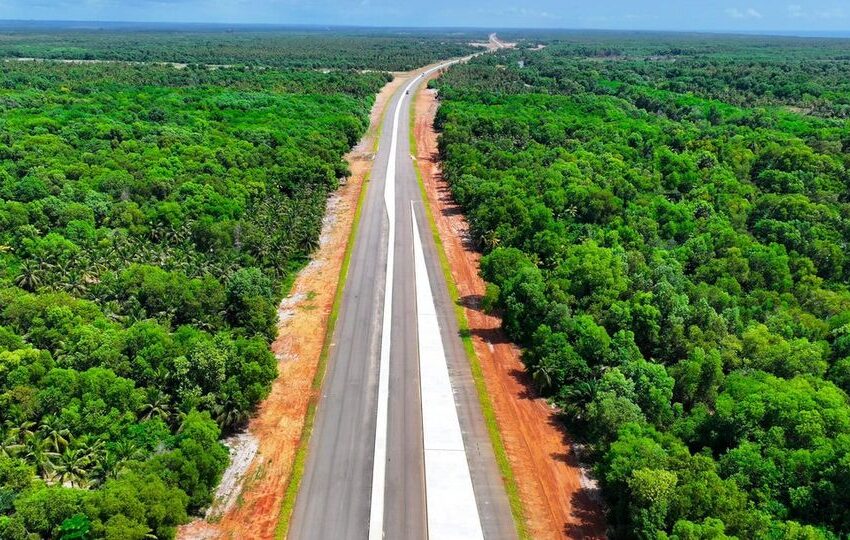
<box><xmin>414</xmin><ymin>79</ymin><xmax>606</xmax><ymax>539</ymax></box>
<box><xmin>178</xmin><ymin>73</ymin><xmax>405</xmax><ymax>540</ymax></box>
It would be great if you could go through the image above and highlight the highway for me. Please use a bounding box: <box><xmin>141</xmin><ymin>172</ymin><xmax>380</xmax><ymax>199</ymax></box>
<box><xmin>289</xmin><ymin>58</ymin><xmax>517</xmax><ymax>540</ymax></box>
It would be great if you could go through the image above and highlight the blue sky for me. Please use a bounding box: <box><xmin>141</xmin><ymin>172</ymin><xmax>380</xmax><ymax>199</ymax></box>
<box><xmin>2</xmin><ymin>0</ymin><xmax>849</xmax><ymax>31</ymax></box>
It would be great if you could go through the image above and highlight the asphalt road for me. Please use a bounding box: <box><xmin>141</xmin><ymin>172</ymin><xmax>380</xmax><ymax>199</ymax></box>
<box><xmin>289</xmin><ymin>59</ymin><xmax>516</xmax><ymax>540</ymax></box>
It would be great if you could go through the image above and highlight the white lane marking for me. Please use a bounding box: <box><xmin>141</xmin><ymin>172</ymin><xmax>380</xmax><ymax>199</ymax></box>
<box><xmin>412</xmin><ymin>204</ymin><xmax>484</xmax><ymax>540</ymax></box>
<box><xmin>368</xmin><ymin>59</ymin><xmax>463</xmax><ymax>540</ymax></box>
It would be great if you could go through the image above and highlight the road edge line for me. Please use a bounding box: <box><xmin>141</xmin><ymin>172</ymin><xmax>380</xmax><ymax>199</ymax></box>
<box><xmin>408</xmin><ymin>76</ymin><xmax>530</xmax><ymax>540</ymax></box>
<box><xmin>274</xmin><ymin>84</ymin><xmax>388</xmax><ymax>540</ymax></box>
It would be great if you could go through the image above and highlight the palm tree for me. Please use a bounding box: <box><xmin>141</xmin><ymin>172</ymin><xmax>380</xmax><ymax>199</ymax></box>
<box><xmin>0</xmin><ymin>434</ymin><xmax>23</xmax><ymax>459</ymax></box>
<box><xmin>65</xmin><ymin>273</ymin><xmax>89</xmax><ymax>296</ymax></box>
<box><xmin>561</xmin><ymin>379</ymin><xmax>599</xmax><ymax>419</ymax></box>
<box><xmin>565</xmin><ymin>379</ymin><xmax>598</xmax><ymax>406</ymax></box>
<box><xmin>52</xmin><ymin>448</ymin><xmax>91</xmax><ymax>488</ymax></box>
<box><xmin>113</xmin><ymin>439</ymin><xmax>143</xmax><ymax>462</ymax></box>
<box><xmin>50</xmin><ymin>262</ymin><xmax>73</xmax><ymax>291</ymax></box>
<box><xmin>23</xmin><ymin>435</ymin><xmax>59</xmax><ymax>477</ymax></box>
<box><xmin>125</xmin><ymin>298</ymin><xmax>147</xmax><ymax>323</ymax></box>
<box><xmin>87</xmin><ymin>259</ymin><xmax>108</xmax><ymax>277</ymax></box>
<box><xmin>150</xmin><ymin>366</ymin><xmax>171</xmax><ymax>390</ymax></box>
<box><xmin>193</xmin><ymin>317</ymin><xmax>219</xmax><ymax>332</ymax></box>
<box><xmin>88</xmin><ymin>452</ymin><xmax>116</xmax><ymax>487</ymax></box>
<box><xmin>6</xmin><ymin>421</ymin><xmax>36</xmax><ymax>445</ymax></box>
<box><xmin>139</xmin><ymin>390</ymin><xmax>172</xmax><ymax>421</ymax></box>
<box><xmin>531</xmin><ymin>362</ymin><xmax>555</xmax><ymax>395</ymax></box>
<box><xmin>14</xmin><ymin>260</ymin><xmax>43</xmax><ymax>291</ymax></box>
<box><xmin>153</xmin><ymin>305</ymin><xmax>178</xmax><ymax>322</ymax></box>
<box><xmin>480</xmin><ymin>230</ymin><xmax>501</xmax><ymax>251</ymax></box>
<box><xmin>214</xmin><ymin>400</ymin><xmax>250</xmax><ymax>433</ymax></box>
<box><xmin>39</xmin><ymin>416</ymin><xmax>71</xmax><ymax>453</ymax></box>
<box><xmin>102</xmin><ymin>300</ymin><xmax>127</xmax><ymax>324</ymax></box>
<box><xmin>173</xmin><ymin>410</ymin><xmax>189</xmax><ymax>433</ymax></box>
<box><xmin>88</xmin><ymin>441</ymin><xmax>138</xmax><ymax>488</ymax></box>
<box><xmin>84</xmin><ymin>438</ymin><xmax>105</xmax><ymax>462</ymax></box>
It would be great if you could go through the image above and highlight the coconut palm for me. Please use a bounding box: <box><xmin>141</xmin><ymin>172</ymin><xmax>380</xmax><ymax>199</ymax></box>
<box><xmin>39</xmin><ymin>416</ymin><xmax>71</xmax><ymax>453</ymax></box>
<box><xmin>88</xmin><ymin>441</ymin><xmax>137</xmax><ymax>488</ymax></box>
<box><xmin>6</xmin><ymin>421</ymin><xmax>37</xmax><ymax>445</ymax></box>
<box><xmin>112</xmin><ymin>439</ymin><xmax>143</xmax><ymax>462</ymax></box>
<box><xmin>214</xmin><ymin>400</ymin><xmax>250</xmax><ymax>433</ymax></box>
<box><xmin>573</xmin><ymin>378</ymin><xmax>599</xmax><ymax>400</ymax></box>
<box><xmin>125</xmin><ymin>298</ymin><xmax>148</xmax><ymax>323</ymax></box>
<box><xmin>139</xmin><ymin>389</ymin><xmax>172</xmax><ymax>421</ymax></box>
<box><xmin>14</xmin><ymin>260</ymin><xmax>44</xmax><ymax>291</ymax></box>
<box><xmin>51</xmin><ymin>262</ymin><xmax>73</xmax><ymax>291</ymax></box>
<box><xmin>173</xmin><ymin>410</ymin><xmax>189</xmax><ymax>433</ymax></box>
<box><xmin>531</xmin><ymin>362</ymin><xmax>555</xmax><ymax>395</ymax></box>
<box><xmin>65</xmin><ymin>273</ymin><xmax>90</xmax><ymax>296</ymax></box>
<box><xmin>88</xmin><ymin>451</ymin><xmax>117</xmax><ymax>487</ymax></box>
<box><xmin>22</xmin><ymin>435</ymin><xmax>59</xmax><ymax>477</ymax></box>
<box><xmin>561</xmin><ymin>379</ymin><xmax>600</xmax><ymax>419</ymax></box>
<box><xmin>102</xmin><ymin>300</ymin><xmax>127</xmax><ymax>324</ymax></box>
<box><xmin>52</xmin><ymin>448</ymin><xmax>91</xmax><ymax>488</ymax></box>
<box><xmin>84</xmin><ymin>438</ymin><xmax>105</xmax><ymax>462</ymax></box>
<box><xmin>0</xmin><ymin>433</ymin><xmax>23</xmax><ymax>459</ymax></box>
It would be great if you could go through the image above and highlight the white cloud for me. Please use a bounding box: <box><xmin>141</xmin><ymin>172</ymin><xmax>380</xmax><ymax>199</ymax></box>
<box><xmin>474</xmin><ymin>6</ymin><xmax>562</xmax><ymax>21</ymax></box>
<box><xmin>726</xmin><ymin>7</ymin><xmax>763</xmax><ymax>19</ymax></box>
<box><xmin>787</xmin><ymin>3</ymin><xmax>846</xmax><ymax>19</ymax></box>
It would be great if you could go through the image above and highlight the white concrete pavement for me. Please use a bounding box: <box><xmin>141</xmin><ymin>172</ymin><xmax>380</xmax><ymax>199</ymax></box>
<box><xmin>412</xmin><ymin>204</ymin><xmax>484</xmax><ymax>540</ymax></box>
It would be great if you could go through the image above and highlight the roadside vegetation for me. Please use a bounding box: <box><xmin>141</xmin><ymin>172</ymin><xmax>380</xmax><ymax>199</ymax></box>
<box><xmin>434</xmin><ymin>34</ymin><xmax>850</xmax><ymax>539</ymax></box>
<box><xmin>0</xmin><ymin>58</ymin><xmax>388</xmax><ymax>539</ymax></box>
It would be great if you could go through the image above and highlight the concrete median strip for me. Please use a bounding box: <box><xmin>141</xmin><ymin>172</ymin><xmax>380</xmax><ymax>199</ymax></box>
<box><xmin>412</xmin><ymin>203</ymin><xmax>484</xmax><ymax>540</ymax></box>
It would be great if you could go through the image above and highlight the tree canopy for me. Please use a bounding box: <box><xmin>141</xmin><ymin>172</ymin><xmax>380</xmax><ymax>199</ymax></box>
<box><xmin>435</xmin><ymin>34</ymin><xmax>850</xmax><ymax>539</ymax></box>
<box><xmin>0</xmin><ymin>56</ymin><xmax>388</xmax><ymax>538</ymax></box>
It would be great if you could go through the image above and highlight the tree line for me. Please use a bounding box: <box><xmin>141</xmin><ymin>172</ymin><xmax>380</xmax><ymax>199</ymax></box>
<box><xmin>0</xmin><ymin>28</ymin><xmax>481</xmax><ymax>71</ymax></box>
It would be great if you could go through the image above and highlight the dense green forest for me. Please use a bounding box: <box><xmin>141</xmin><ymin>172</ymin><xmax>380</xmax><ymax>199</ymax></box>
<box><xmin>456</xmin><ymin>32</ymin><xmax>850</xmax><ymax>117</ymax></box>
<box><xmin>0</xmin><ymin>26</ymin><xmax>479</xmax><ymax>70</ymax></box>
<box><xmin>435</xmin><ymin>35</ymin><xmax>850</xmax><ymax>539</ymax></box>
<box><xmin>0</xmin><ymin>58</ymin><xmax>388</xmax><ymax>538</ymax></box>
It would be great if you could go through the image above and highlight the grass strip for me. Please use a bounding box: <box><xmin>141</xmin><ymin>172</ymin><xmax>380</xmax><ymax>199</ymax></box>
<box><xmin>274</xmin><ymin>81</ymin><xmax>389</xmax><ymax>540</ymax></box>
<box><xmin>409</xmin><ymin>80</ymin><xmax>530</xmax><ymax>540</ymax></box>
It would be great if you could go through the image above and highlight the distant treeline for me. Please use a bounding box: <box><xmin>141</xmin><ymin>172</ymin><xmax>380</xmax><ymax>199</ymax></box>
<box><xmin>0</xmin><ymin>29</ymin><xmax>481</xmax><ymax>71</ymax></box>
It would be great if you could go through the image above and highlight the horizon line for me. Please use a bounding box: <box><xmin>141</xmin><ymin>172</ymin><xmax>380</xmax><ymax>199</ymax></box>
<box><xmin>0</xmin><ymin>18</ymin><xmax>849</xmax><ymax>39</ymax></box>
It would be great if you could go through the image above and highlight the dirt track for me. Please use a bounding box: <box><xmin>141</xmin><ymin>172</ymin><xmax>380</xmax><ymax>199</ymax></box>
<box><xmin>177</xmin><ymin>73</ymin><xmax>405</xmax><ymax>540</ymax></box>
<box><xmin>414</xmin><ymin>80</ymin><xmax>607</xmax><ymax>539</ymax></box>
